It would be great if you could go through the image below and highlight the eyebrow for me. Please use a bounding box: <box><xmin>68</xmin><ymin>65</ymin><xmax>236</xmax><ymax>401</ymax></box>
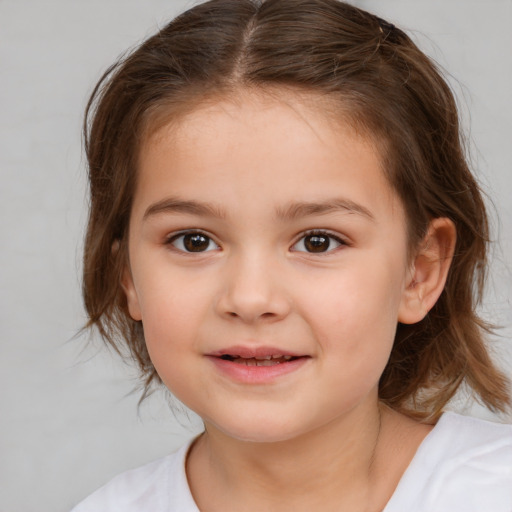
<box><xmin>276</xmin><ymin>198</ymin><xmax>375</xmax><ymax>221</ymax></box>
<box><xmin>143</xmin><ymin>196</ymin><xmax>374</xmax><ymax>222</ymax></box>
<box><xmin>143</xmin><ymin>197</ymin><xmax>226</xmax><ymax>220</ymax></box>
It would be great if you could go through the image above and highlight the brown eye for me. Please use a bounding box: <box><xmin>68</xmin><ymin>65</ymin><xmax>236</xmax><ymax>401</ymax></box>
<box><xmin>184</xmin><ymin>234</ymin><xmax>210</xmax><ymax>252</ymax></box>
<box><xmin>292</xmin><ymin>232</ymin><xmax>344</xmax><ymax>253</ymax></box>
<box><xmin>304</xmin><ymin>234</ymin><xmax>330</xmax><ymax>252</ymax></box>
<box><xmin>170</xmin><ymin>232</ymin><xmax>219</xmax><ymax>253</ymax></box>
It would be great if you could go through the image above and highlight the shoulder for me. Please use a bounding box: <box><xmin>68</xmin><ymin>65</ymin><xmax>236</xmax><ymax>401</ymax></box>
<box><xmin>426</xmin><ymin>411</ymin><xmax>512</xmax><ymax>460</ymax></box>
<box><xmin>70</xmin><ymin>440</ymin><xmax>199</xmax><ymax>512</ymax></box>
<box><xmin>386</xmin><ymin>412</ymin><xmax>512</xmax><ymax>512</ymax></box>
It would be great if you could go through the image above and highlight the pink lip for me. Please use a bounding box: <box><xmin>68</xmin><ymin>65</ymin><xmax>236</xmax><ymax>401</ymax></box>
<box><xmin>208</xmin><ymin>345</ymin><xmax>302</xmax><ymax>359</ymax></box>
<box><xmin>206</xmin><ymin>345</ymin><xmax>310</xmax><ymax>384</ymax></box>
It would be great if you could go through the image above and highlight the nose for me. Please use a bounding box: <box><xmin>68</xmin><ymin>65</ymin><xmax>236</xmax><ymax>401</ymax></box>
<box><xmin>215</xmin><ymin>253</ymin><xmax>291</xmax><ymax>324</ymax></box>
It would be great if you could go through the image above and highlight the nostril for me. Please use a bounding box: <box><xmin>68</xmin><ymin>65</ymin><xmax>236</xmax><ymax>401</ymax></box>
<box><xmin>227</xmin><ymin>311</ymin><xmax>275</xmax><ymax>319</ymax></box>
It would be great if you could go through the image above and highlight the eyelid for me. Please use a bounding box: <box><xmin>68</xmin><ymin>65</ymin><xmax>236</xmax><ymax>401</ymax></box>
<box><xmin>165</xmin><ymin>229</ymin><xmax>220</xmax><ymax>253</ymax></box>
<box><xmin>290</xmin><ymin>229</ymin><xmax>349</xmax><ymax>254</ymax></box>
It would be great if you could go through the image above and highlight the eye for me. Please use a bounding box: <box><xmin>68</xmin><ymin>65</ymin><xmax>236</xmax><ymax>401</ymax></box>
<box><xmin>291</xmin><ymin>231</ymin><xmax>345</xmax><ymax>253</ymax></box>
<box><xmin>167</xmin><ymin>232</ymin><xmax>219</xmax><ymax>253</ymax></box>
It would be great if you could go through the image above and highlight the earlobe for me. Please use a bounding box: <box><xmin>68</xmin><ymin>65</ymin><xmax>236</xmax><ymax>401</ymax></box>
<box><xmin>398</xmin><ymin>218</ymin><xmax>456</xmax><ymax>325</ymax></box>
<box><xmin>114</xmin><ymin>240</ymin><xmax>142</xmax><ymax>321</ymax></box>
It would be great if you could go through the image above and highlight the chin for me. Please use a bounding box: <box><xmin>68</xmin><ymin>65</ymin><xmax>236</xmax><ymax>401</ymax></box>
<box><xmin>210</xmin><ymin>416</ymin><xmax>313</xmax><ymax>444</ymax></box>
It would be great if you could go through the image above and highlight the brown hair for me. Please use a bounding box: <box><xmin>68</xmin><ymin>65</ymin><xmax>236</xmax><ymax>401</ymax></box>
<box><xmin>83</xmin><ymin>0</ymin><xmax>510</xmax><ymax>419</ymax></box>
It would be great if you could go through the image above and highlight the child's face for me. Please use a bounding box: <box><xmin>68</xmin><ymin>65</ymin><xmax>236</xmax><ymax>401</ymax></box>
<box><xmin>123</xmin><ymin>92</ymin><xmax>414</xmax><ymax>442</ymax></box>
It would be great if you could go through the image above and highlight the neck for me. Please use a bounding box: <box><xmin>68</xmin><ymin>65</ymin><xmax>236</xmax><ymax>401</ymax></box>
<box><xmin>186</xmin><ymin>400</ymin><xmax>409</xmax><ymax>512</ymax></box>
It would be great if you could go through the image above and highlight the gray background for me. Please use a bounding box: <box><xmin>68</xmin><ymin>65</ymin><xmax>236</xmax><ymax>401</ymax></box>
<box><xmin>1</xmin><ymin>1</ymin><xmax>511</xmax><ymax>511</ymax></box>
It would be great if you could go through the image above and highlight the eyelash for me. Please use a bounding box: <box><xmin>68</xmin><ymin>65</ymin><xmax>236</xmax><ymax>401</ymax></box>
<box><xmin>291</xmin><ymin>230</ymin><xmax>348</xmax><ymax>254</ymax></box>
<box><xmin>164</xmin><ymin>229</ymin><xmax>349</xmax><ymax>254</ymax></box>
<box><xmin>165</xmin><ymin>230</ymin><xmax>220</xmax><ymax>253</ymax></box>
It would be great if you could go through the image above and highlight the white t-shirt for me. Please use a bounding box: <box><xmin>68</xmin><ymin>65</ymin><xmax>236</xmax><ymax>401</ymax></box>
<box><xmin>71</xmin><ymin>412</ymin><xmax>512</xmax><ymax>512</ymax></box>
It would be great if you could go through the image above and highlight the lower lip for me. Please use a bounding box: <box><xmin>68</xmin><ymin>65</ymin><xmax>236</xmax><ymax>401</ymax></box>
<box><xmin>206</xmin><ymin>356</ymin><xmax>309</xmax><ymax>384</ymax></box>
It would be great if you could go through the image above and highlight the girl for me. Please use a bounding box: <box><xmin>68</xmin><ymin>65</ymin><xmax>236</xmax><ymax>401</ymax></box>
<box><xmin>73</xmin><ymin>0</ymin><xmax>512</xmax><ymax>510</ymax></box>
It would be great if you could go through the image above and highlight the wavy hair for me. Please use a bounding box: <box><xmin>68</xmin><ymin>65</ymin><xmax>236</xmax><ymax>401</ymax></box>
<box><xmin>83</xmin><ymin>0</ymin><xmax>510</xmax><ymax>418</ymax></box>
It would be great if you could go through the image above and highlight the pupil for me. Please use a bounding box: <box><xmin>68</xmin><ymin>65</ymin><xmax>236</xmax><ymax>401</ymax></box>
<box><xmin>184</xmin><ymin>234</ymin><xmax>209</xmax><ymax>252</ymax></box>
<box><xmin>305</xmin><ymin>235</ymin><xmax>329</xmax><ymax>252</ymax></box>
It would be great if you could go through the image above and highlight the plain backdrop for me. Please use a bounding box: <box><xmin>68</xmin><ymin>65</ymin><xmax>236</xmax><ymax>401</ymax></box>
<box><xmin>1</xmin><ymin>1</ymin><xmax>511</xmax><ymax>511</ymax></box>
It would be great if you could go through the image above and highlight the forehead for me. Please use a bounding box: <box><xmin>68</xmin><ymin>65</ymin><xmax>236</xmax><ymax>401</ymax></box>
<box><xmin>143</xmin><ymin>89</ymin><xmax>377</xmax><ymax>159</ymax></box>
<box><xmin>135</xmin><ymin>91</ymin><xmax>402</xmax><ymax>222</ymax></box>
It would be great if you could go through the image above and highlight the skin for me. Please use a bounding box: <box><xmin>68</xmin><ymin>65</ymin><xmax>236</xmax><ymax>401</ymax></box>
<box><xmin>122</xmin><ymin>91</ymin><xmax>455</xmax><ymax>511</ymax></box>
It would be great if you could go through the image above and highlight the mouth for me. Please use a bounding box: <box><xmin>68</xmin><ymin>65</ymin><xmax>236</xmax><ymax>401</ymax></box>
<box><xmin>207</xmin><ymin>347</ymin><xmax>309</xmax><ymax>383</ymax></box>
<box><xmin>218</xmin><ymin>354</ymin><xmax>299</xmax><ymax>366</ymax></box>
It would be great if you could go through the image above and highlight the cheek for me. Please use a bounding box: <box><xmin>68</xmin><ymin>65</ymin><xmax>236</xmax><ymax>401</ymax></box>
<box><xmin>139</xmin><ymin>289</ymin><xmax>206</xmax><ymax>403</ymax></box>
<box><xmin>133</xmin><ymin>269</ymin><xmax>211</xmax><ymax>366</ymax></box>
<box><xmin>299</xmin><ymin>260</ymin><xmax>402</xmax><ymax>358</ymax></box>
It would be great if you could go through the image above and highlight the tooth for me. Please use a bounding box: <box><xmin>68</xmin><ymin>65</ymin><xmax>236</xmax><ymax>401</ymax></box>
<box><xmin>257</xmin><ymin>359</ymin><xmax>278</xmax><ymax>366</ymax></box>
<box><xmin>283</xmin><ymin>355</ymin><xmax>292</xmax><ymax>360</ymax></box>
<box><xmin>255</xmin><ymin>355</ymin><xmax>272</xmax><ymax>360</ymax></box>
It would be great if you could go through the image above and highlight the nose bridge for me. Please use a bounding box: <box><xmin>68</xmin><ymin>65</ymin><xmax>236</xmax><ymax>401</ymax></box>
<box><xmin>217</xmin><ymin>247</ymin><xmax>290</xmax><ymax>323</ymax></box>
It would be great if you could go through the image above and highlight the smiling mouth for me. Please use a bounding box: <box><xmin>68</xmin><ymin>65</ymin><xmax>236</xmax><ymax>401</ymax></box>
<box><xmin>209</xmin><ymin>349</ymin><xmax>309</xmax><ymax>382</ymax></box>
<box><xmin>219</xmin><ymin>354</ymin><xmax>298</xmax><ymax>366</ymax></box>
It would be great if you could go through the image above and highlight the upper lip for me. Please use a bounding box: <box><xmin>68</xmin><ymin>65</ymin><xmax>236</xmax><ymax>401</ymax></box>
<box><xmin>207</xmin><ymin>345</ymin><xmax>305</xmax><ymax>359</ymax></box>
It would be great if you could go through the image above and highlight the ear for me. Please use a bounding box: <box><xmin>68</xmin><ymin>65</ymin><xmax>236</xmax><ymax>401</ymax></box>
<box><xmin>398</xmin><ymin>218</ymin><xmax>456</xmax><ymax>324</ymax></box>
<box><xmin>114</xmin><ymin>240</ymin><xmax>142</xmax><ymax>321</ymax></box>
<box><xmin>121</xmin><ymin>265</ymin><xmax>142</xmax><ymax>321</ymax></box>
